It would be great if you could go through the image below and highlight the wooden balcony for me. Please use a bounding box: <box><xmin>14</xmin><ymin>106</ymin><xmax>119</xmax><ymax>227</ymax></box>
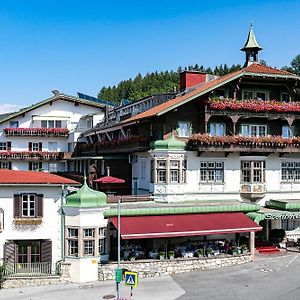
<box><xmin>0</xmin><ymin>151</ymin><xmax>66</xmax><ymax>160</ymax></box>
<box><xmin>4</xmin><ymin>127</ymin><xmax>69</xmax><ymax>137</ymax></box>
<box><xmin>188</xmin><ymin>134</ymin><xmax>300</xmax><ymax>153</ymax></box>
<box><xmin>78</xmin><ymin>135</ymin><xmax>151</xmax><ymax>155</ymax></box>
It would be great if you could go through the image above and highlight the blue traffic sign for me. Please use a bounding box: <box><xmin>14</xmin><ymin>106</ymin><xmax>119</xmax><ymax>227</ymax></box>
<box><xmin>124</xmin><ymin>271</ymin><xmax>138</xmax><ymax>288</ymax></box>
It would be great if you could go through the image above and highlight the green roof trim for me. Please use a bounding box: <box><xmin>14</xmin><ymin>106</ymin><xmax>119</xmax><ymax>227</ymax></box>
<box><xmin>241</xmin><ymin>22</ymin><xmax>262</xmax><ymax>51</ymax></box>
<box><xmin>265</xmin><ymin>199</ymin><xmax>300</xmax><ymax>211</ymax></box>
<box><xmin>150</xmin><ymin>134</ymin><xmax>186</xmax><ymax>151</ymax></box>
<box><xmin>103</xmin><ymin>203</ymin><xmax>260</xmax><ymax>218</ymax></box>
<box><xmin>246</xmin><ymin>212</ymin><xmax>266</xmax><ymax>224</ymax></box>
<box><xmin>65</xmin><ymin>179</ymin><xmax>107</xmax><ymax>208</ymax></box>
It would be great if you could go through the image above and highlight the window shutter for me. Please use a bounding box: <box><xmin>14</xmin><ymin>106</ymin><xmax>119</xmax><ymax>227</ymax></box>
<box><xmin>39</xmin><ymin>162</ymin><xmax>43</xmax><ymax>170</ymax></box>
<box><xmin>13</xmin><ymin>194</ymin><xmax>22</xmax><ymax>218</ymax></box>
<box><xmin>36</xmin><ymin>194</ymin><xmax>43</xmax><ymax>217</ymax></box>
<box><xmin>4</xmin><ymin>241</ymin><xmax>16</xmax><ymax>264</ymax></box>
<box><xmin>28</xmin><ymin>142</ymin><xmax>32</xmax><ymax>151</ymax></box>
<box><xmin>39</xmin><ymin>142</ymin><xmax>42</xmax><ymax>152</ymax></box>
<box><xmin>29</xmin><ymin>162</ymin><xmax>33</xmax><ymax>170</ymax></box>
<box><xmin>8</xmin><ymin>162</ymin><xmax>12</xmax><ymax>170</ymax></box>
<box><xmin>40</xmin><ymin>240</ymin><xmax>52</xmax><ymax>263</ymax></box>
<box><xmin>7</xmin><ymin>141</ymin><xmax>11</xmax><ymax>151</ymax></box>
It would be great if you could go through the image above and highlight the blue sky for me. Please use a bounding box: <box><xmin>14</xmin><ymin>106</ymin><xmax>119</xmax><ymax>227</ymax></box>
<box><xmin>0</xmin><ymin>0</ymin><xmax>299</xmax><ymax>111</ymax></box>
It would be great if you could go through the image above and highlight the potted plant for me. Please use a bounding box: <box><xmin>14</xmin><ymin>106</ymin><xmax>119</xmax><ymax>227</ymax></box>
<box><xmin>168</xmin><ymin>250</ymin><xmax>175</xmax><ymax>259</ymax></box>
<box><xmin>240</xmin><ymin>244</ymin><xmax>248</xmax><ymax>254</ymax></box>
<box><xmin>159</xmin><ymin>251</ymin><xmax>165</xmax><ymax>260</ymax></box>
<box><xmin>194</xmin><ymin>249</ymin><xmax>204</xmax><ymax>258</ymax></box>
<box><xmin>206</xmin><ymin>248</ymin><xmax>213</xmax><ymax>257</ymax></box>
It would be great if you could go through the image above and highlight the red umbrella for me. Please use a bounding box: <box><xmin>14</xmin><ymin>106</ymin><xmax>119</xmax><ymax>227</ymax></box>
<box><xmin>93</xmin><ymin>176</ymin><xmax>125</xmax><ymax>184</ymax></box>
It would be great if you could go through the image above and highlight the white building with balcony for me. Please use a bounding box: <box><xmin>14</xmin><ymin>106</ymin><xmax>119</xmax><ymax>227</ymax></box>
<box><xmin>0</xmin><ymin>92</ymin><xmax>110</xmax><ymax>172</ymax></box>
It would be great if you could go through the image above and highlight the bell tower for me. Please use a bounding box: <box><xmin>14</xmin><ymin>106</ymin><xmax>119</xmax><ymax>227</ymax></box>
<box><xmin>241</xmin><ymin>22</ymin><xmax>262</xmax><ymax>67</ymax></box>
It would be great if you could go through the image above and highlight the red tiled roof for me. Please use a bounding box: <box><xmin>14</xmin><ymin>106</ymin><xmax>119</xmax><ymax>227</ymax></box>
<box><xmin>123</xmin><ymin>69</ymin><xmax>243</xmax><ymax>123</ymax></box>
<box><xmin>0</xmin><ymin>170</ymin><xmax>79</xmax><ymax>185</ymax></box>
<box><xmin>123</xmin><ymin>63</ymin><xmax>298</xmax><ymax>124</ymax></box>
<box><xmin>243</xmin><ymin>63</ymin><xmax>294</xmax><ymax>75</ymax></box>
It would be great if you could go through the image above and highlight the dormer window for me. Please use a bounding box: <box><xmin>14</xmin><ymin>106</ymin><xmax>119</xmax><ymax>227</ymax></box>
<box><xmin>9</xmin><ymin>121</ymin><xmax>19</xmax><ymax>128</ymax></box>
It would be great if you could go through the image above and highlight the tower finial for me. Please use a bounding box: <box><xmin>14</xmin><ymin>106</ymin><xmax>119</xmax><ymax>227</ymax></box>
<box><xmin>241</xmin><ymin>21</ymin><xmax>263</xmax><ymax>67</ymax></box>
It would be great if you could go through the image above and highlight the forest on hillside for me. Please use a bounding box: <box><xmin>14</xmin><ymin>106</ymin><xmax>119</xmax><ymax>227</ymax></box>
<box><xmin>98</xmin><ymin>55</ymin><xmax>300</xmax><ymax>105</ymax></box>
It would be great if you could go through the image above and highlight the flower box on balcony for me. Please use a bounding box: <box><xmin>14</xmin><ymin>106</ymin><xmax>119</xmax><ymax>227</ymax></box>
<box><xmin>208</xmin><ymin>99</ymin><xmax>300</xmax><ymax>114</ymax></box>
<box><xmin>14</xmin><ymin>218</ymin><xmax>43</xmax><ymax>225</ymax></box>
<box><xmin>0</xmin><ymin>151</ymin><xmax>62</xmax><ymax>160</ymax></box>
<box><xmin>4</xmin><ymin>127</ymin><xmax>69</xmax><ymax>137</ymax></box>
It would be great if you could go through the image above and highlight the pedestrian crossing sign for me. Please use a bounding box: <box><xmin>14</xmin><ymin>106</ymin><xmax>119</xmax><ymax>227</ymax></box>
<box><xmin>124</xmin><ymin>271</ymin><xmax>138</xmax><ymax>288</ymax></box>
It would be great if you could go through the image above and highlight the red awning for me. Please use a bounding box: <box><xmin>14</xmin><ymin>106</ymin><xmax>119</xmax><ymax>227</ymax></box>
<box><xmin>110</xmin><ymin>213</ymin><xmax>262</xmax><ymax>239</ymax></box>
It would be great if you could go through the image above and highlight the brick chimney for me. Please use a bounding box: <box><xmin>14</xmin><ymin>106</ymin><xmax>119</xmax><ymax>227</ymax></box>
<box><xmin>179</xmin><ymin>71</ymin><xmax>207</xmax><ymax>91</ymax></box>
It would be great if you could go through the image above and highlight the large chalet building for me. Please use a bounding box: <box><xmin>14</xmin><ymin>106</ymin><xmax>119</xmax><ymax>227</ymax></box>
<box><xmin>75</xmin><ymin>25</ymin><xmax>300</xmax><ymax>246</ymax></box>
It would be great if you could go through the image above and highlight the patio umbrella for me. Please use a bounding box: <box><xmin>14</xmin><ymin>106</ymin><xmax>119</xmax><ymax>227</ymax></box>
<box><xmin>93</xmin><ymin>167</ymin><xmax>125</xmax><ymax>193</ymax></box>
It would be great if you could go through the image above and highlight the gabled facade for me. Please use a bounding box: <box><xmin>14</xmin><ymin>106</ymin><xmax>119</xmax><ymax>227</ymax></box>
<box><xmin>0</xmin><ymin>170</ymin><xmax>78</xmax><ymax>277</ymax></box>
<box><xmin>0</xmin><ymin>92</ymin><xmax>110</xmax><ymax>172</ymax></box>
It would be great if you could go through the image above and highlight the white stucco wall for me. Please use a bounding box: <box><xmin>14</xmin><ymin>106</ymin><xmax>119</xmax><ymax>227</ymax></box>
<box><xmin>0</xmin><ymin>185</ymin><xmax>64</xmax><ymax>263</ymax></box>
<box><xmin>132</xmin><ymin>150</ymin><xmax>300</xmax><ymax>204</ymax></box>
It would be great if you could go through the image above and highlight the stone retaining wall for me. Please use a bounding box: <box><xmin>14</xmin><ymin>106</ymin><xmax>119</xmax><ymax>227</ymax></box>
<box><xmin>2</xmin><ymin>262</ymin><xmax>71</xmax><ymax>289</ymax></box>
<box><xmin>98</xmin><ymin>254</ymin><xmax>251</xmax><ymax>281</ymax></box>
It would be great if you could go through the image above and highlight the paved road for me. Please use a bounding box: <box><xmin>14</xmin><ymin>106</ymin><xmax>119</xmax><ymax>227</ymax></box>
<box><xmin>1</xmin><ymin>252</ymin><xmax>300</xmax><ymax>300</ymax></box>
<box><xmin>173</xmin><ymin>252</ymin><xmax>300</xmax><ymax>300</ymax></box>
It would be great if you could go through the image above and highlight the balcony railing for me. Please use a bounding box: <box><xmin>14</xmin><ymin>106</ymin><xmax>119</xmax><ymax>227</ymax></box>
<box><xmin>4</xmin><ymin>127</ymin><xmax>69</xmax><ymax>137</ymax></box>
<box><xmin>77</xmin><ymin>135</ymin><xmax>151</xmax><ymax>155</ymax></box>
<box><xmin>188</xmin><ymin>134</ymin><xmax>300</xmax><ymax>153</ymax></box>
<box><xmin>4</xmin><ymin>262</ymin><xmax>60</xmax><ymax>278</ymax></box>
<box><xmin>0</xmin><ymin>151</ymin><xmax>65</xmax><ymax>160</ymax></box>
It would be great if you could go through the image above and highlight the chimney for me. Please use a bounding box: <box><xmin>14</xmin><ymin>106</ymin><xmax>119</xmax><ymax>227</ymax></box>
<box><xmin>52</xmin><ymin>90</ymin><xmax>60</xmax><ymax>96</ymax></box>
<box><xmin>179</xmin><ymin>71</ymin><xmax>207</xmax><ymax>91</ymax></box>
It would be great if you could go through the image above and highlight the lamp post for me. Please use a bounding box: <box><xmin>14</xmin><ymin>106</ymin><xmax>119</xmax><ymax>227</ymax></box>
<box><xmin>116</xmin><ymin>197</ymin><xmax>121</xmax><ymax>299</ymax></box>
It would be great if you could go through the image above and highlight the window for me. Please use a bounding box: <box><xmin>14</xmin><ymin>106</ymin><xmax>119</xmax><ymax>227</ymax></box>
<box><xmin>281</xmin><ymin>162</ymin><xmax>300</xmax><ymax>182</ymax></box>
<box><xmin>99</xmin><ymin>227</ymin><xmax>106</xmax><ymax>254</ymax></box>
<box><xmin>83</xmin><ymin>228</ymin><xmax>94</xmax><ymax>238</ymax></box>
<box><xmin>68</xmin><ymin>228</ymin><xmax>78</xmax><ymax>257</ymax></box>
<box><xmin>242</xmin><ymin>90</ymin><xmax>269</xmax><ymax>100</ymax></box>
<box><xmin>41</xmin><ymin>120</ymin><xmax>62</xmax><ymax>128</ymax></box>
<box><xmin>153</xmin><ymin>158</ymin><xmax>186</xmax><ymax>184</ymax></box>
<box><xmin>16</xmin><ymin>241</ymin><xmax>41</xmax><ymax>263</ymax></box>
<box><xmin>0</xmin><ymin>142</ymin><xmax>11</xmax><ymax>151</ymax></box>
<box><xmin>84</xmin><ymin>240</ymin><xmax>94</xmax><ymax>256</ymax></box>
<box><xmin>29</xmin><ymin>142</ymin><xmax>42</xmax><ymax>152</ymax></box>
<box><xmin>243</xmin><ymin>91</ymin><xmax>253</xmax><ymax>99</ymax></box>
<box><xmin>256</xmin><ymin>92</ymin><xmax>266</xmax><ymax>100</ymax></box>
<box><xmin>282</xmin><ymin>219</ymin><xmax>300</xmax><ymax>231</ymax></box>
<box><xmin>14</xmin><ymin>193</ymin><xmax>43</xmax><ymax>219</ymax></box>
<box><xmin>281</xmin><ymin>93</ymin><xmax>290</xmax><ymax>102</ymax></box>
<box><xmin>282</xmin><ymin>126</ymin><xmax>293</xmax><ymax>138</ymax></box>
<box><xmin>178</xmin><ymin>122</ymin><xmax>191</xmax><ymax>137</ymax></box>
<box><xmin>0</xmin><ymin>161</ymin><xmax>11</xmax><ymax>169</ymax></box>
<box><xmin>157</xmin><ymin>160</ymin><xmax>167</xmax><ymax>183</ymax></box>
<box><xmin>22</xmin><ymin>194</ymin><xmax>36</xmax><ymax>217</ymax></box>
<box><xmin>9</xmin><ymin>121</ymin><xmax>19</xmax><ymax>128</ymax></box>
<box><xmin>241</xmin><ymin>161</ymin><xmax>265</xmax><ymax>183</ymax></box>
<box><xmin>209</xmin><ymin>123</ymin><xmax>225</xmax><ymax>136</ymax></box>
<box><xmin>241</xmin><ymin>124</ymin><xmax>267</xmax><ymax>137</ymax></box>
<box><xmin>87</xmin><ymin>119</ymin><xmax>93</xmax><ymax>129</ymax></box>
<box><xmin>170</xmin><ymin>160</ymin><xmax>180</xmax><ymax>183</ymax></box>
<box><xmin>200</xmin><ymin>161</ymin><xmax>224</xmax><ymax>183</ymax></box>
<box><xmin>29</xmin><ymin>162</ymin><xmax>42</xmax><ymax>171</ymax></box>
<box><xmin>48</xmin><ymin>142</ymin><xmax>57</xmax><ymax>151</ymax></box>
<box><xmin>49</xmin><ymin>163</ymin><xmax>57</xmax><ymax>172</ymax></box>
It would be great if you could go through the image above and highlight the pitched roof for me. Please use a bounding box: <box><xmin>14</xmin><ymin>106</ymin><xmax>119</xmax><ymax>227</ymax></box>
<box><xmin>0</xmin><ymin>170</ymin><xmax>79</xmax><ymax>185</ymax></box>
<box><xmin>241</xmin><ymin>23</ymin><xmax>262</xmax><ymax>51</ymax></box>
<box><xmin>122</xmin><ymin>63</ymin><xmax>299</xmax><ymax>124</ymax></box>
<box><xmin>0</xmin><ymin>93</ymin><xmax>107</xmax><ymax>125</ymax></box>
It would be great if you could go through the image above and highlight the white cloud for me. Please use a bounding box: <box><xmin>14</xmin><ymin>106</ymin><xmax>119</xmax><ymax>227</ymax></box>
<box><xmin>0</xmin><ymin>104</ymin><xmax>20</xmax><ymax>114</ymax></box>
